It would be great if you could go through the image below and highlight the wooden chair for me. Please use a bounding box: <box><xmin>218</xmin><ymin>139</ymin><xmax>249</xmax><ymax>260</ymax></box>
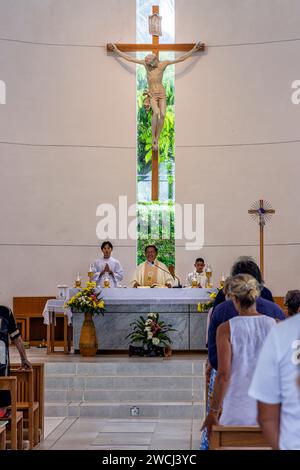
<box><xmin>11</xmin><ymin>363</ymin><xmax>44</xmax><ymax>441</ymax></box>
<box><xmin>10</xmin><ymin>369</ymin><xmax>39</xmax><ymax>449</ymax></box>
<box><xmin>32</xmin><ymin>363</ymin><xmax>44</xmax><ymax>441</ymax></box>
<box><xmin>210</xmin><ymin>425</ymin><xmax>271</xmax><ymax>450</ymax></box>
<box><xmin>0</xmin><ymin>421</ymin><xmax>7</xmax><ymax>450</ymax></box>
<box><xmin>0</xmin><ymin>377</ymin><xmax>23</xmax><ymax>450</ymax></box>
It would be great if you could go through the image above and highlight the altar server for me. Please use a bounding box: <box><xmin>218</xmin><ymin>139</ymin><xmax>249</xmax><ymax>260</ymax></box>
<box><xmin>186</xmin><ymin>257</ymin><xmax>206</xmax><ymax>287</ymax></box>
<box><xmin>92</xmin><ymin>241</ymin><xmax>124</xmax><ymax>288</ymax></box>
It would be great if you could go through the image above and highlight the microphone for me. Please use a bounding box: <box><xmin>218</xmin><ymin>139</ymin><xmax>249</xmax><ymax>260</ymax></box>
<box><xmin>151</xmin><ymin>262</ymin><xmax>182</xmax><ymax>288</ymax></box>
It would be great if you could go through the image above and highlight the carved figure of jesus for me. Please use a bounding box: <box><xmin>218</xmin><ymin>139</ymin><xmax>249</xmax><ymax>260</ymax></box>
<box><xmin>108</xmin><ymin>42</ymin><xmax>202</xmax><ymax>150</ymax></box>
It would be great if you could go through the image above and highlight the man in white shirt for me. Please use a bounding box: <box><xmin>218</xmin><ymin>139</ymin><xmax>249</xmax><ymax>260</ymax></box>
<box><xmin>248</xmin><ymin>314</ymin><xmax>300</xmax><ymax>450</ymax></box>
<box><xmin>92</xmin><ymin>241</ymin><xmax>124</xmax><ymax>288</ymax></box>
<box><xmin>131</xmin><ymin>245</ymin><xmax>174</xmax><ymax>288</ymax></box>
<box><xmin>186</xmin><ymin>257</ymin><xmax>206</xmax><ymax>287</ymax></box>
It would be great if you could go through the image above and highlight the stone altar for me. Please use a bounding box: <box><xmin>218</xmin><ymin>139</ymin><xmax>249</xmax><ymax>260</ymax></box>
<box><xmin>72</xmin><ymin>288</ymin><xmax>213</xmax><ymax>352</ymax></box>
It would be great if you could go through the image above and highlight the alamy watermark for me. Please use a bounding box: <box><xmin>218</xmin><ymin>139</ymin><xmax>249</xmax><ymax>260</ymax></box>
<box><xmin>291</xmin><ymin>80</ymin><xmax>300</xmax><ymax>104</ymax></box>
<box><xmin>0</xmin><ymin>80</ymin><xmax>6</xmax><ymax>104</ymax></box>
<box><xmin>96</xmin><ymin>196</ymin><xmax>204</xmax><ymax>250</ymax></box>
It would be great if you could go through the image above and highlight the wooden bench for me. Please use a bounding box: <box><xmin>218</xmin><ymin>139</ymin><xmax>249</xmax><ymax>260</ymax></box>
<box><xmin>10</xmin><ymin>369</ymin><xmax>39</xmax><ymax>449</ymax></box>
<box><xmin>13</xmin><ymin>296</ymin><xmax>56</xmax><ymax>346</ymax></box>
<box><xmin>0</xmin><ymin>377</ymin><xmax>23</xmax><ymax>450</ymax></box>
<box><xmin>11</xmin><ymin>363</ymin><xmax>44</xmax><ymax>441</ymax></box>
<box><xmin>0</xmin><ymin>421</ymin><xmax>8</xmax><ymax>450</ymax></box>
<box><xmin>210</xmin><ymin>425</ymin><xmax>271</xmax><ymax>450</ymax></box>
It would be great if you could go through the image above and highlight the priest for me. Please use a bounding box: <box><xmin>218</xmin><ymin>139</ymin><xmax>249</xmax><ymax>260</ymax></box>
<box><xmin>131</xmin><ymin>245</ymin><xmax>174</xmax><ymax>288</ymax></box>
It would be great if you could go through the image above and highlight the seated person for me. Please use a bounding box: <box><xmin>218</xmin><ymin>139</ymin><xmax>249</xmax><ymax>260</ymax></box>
<box><xmin>92</xmin><ymin>241</ymin><xmax>124</xmax><ymax>288</ymax></box>
<box><xmin>186</xmin><ymin>257</ymin><xmax>206</xmax><ymax>287</ymax></box>
<box><xmin>131</xmin><ymin>245</ymin><xmax>174</xmax><ymax>288</ymax></box>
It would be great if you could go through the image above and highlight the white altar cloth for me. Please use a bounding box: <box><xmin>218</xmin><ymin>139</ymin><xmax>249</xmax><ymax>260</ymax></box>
<box><xmin>43</xmin><ymin>287</ymin><xmax>216</xmax><ymax>325</ymax></box>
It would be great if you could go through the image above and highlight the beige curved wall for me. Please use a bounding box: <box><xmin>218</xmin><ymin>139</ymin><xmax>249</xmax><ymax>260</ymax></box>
<box><xmin>0</xmin><ymin>0</ymin><xmax>136</xmax><ymax>305</ymax></box>
<box><xmin>0</xmin><ymin>0</ymin><xmax>299</xmax><ymax>306</ymax></box>
<box><xmin>175</xmin><ymin>0</ymin><xmax>300</xmax><ymax>294</ymax></box>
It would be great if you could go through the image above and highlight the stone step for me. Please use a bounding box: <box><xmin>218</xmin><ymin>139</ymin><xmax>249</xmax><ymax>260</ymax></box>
<box><xmin>45</xmin><ymin>375</ymin><xmax>204</xmax><ymax>391</ymax></box>
<box><xmin>45</xmin><ymin>388</ymin><xmax>205</xmax><ymax>403</ymax></box>
<box><xmin>45</xmin><ymin>401</ymin><xmax>205</xmax><ymax>419</ymax></box>
<box><xmin>45</xmin><ymin>361</ymin><xmax>205</xmax><ymax>376</ymax></box>
<box><xmin>44</xmin><ymin>360</ymin><xmax>205</xmax><ymax>419</ymax></box>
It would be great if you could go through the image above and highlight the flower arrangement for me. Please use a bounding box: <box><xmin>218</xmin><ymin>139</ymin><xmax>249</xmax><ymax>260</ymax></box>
<box><xmin>126</xmin><ymin>312</ymin><xmax>176</xmax><ymax>348</ymax></box>
<box><xmin>65</xmin><ymin>282</ymin><xmax>105</xmax><ymax>315</ymax></box>
<box><xmin>197</xmin><ymin>290</ymin><xmax>218</xmax><ymax>313</ymax></box>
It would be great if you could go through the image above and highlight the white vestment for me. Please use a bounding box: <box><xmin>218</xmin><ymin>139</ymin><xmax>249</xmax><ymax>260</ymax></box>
<box><xmin>186</xmin><ymin>270</ymin><xmax>206</xmax><ymax>288</ymax></box>
<box><xmin>92</xmin><ymin>256</ymin><xmax>124</xmax><ymax>288</ymax></box>
<box><xmin>131</xmin><ymin>260</ymin><xmax>174</xmax><ymax>287</ymax></box>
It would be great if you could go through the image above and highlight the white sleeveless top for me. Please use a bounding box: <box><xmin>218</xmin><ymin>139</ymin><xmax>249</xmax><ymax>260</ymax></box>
<box><xmin>219</xmin><ymin>315</ymin><xmax>276</xmax><ymax>426</ymax></box>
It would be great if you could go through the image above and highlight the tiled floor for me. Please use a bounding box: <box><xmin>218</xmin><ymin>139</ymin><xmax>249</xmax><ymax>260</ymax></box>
<box><xmin>40</xmin><ymin>417</ymin><xmax>201</xmax><ymax>450</ymax></box>
<box><xmin>10</xmin><ymin>347</ymin><xmax>207</xmax><ymax>363</ymax></box>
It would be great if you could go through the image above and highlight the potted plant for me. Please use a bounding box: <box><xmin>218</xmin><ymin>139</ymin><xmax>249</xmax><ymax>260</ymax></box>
<box><xmin>65</xmin><ymin>282</ymin><xmax>105</xmax><ymax>356</ymax></box>
<box><xmin>126</xmin><ymin>312</ymin><xmax>176</xmax><ymax>357</ymax></box>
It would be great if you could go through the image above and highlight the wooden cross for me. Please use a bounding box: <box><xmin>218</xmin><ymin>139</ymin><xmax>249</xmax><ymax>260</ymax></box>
<box><xmin>107</xmin><ymin>5</ymin><xmax>205</xmax><ymax>201</ymax></box>
<box><xmin>248</xmin><ymin>199</ymin><xmax>275</xmax><ymax>278</ymax></box>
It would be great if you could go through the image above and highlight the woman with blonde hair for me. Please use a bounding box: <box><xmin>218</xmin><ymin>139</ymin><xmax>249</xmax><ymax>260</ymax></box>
<box><xmin>202</xmin><ymin>274</ymin><xmax>276</xmax><ymax>437</ymax></box>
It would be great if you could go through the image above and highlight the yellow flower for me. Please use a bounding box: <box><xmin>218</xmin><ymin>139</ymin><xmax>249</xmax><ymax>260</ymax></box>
<box><xmin>210</xmin><ymin>292</ymin><xmax>217</xmax><ymax>299</ymax></box>
<box><xmin>98</xmin><ymin>300</ymin><xmax>104</xmax><ymax>309</ymax></box>
<box><xmin>86</xmin><ymin>281</ymin><xmax>96</xmax><ymax>289</ymax></box>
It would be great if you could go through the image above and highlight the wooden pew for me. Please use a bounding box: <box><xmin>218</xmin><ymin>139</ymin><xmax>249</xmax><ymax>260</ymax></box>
<box><xmin>11</xmin><ymin>363</ymin><xmax>44</xmax><ymax>441</ymax></box>
<box><xmin>274</xmin><ymin>297</ymin><xmax>287</xmax><ymax>316</ymax></box>
<box><xmin>10</xmin><ymin>369</ymin><xmax>39</xmax><ymax>449</ymax></box>
<box><xmin>0</xmin><ymin>377</ymin><xmax>23</xmax><ymax>450</ymax></box>
<box><xmin>210</xmin><ymin>425</ymin><xmax>271</xmax><ymax>450</ymax></box>
<box><xmin>0</xmin><ymin>421</ymin><xmax>7</xmax><ymax>450</ymax></box>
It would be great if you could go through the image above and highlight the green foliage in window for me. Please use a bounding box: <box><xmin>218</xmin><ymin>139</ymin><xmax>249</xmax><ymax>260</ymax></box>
<box><xmin>137</xmin><ymin>202</ymin><xmax>175</xmax><ymax>267</ymax></box>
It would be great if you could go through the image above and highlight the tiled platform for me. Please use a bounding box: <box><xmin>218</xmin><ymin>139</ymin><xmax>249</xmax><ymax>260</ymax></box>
<box><xmin>41</xmin><ymin>417</ymin><xmax>202</xmax><ymax>450</ymax></box>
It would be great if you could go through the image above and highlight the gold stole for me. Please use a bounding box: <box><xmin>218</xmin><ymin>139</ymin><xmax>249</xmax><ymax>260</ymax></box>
<box><xmin>143</xmin><ymin>263</ymin><xmax>158</xmax><ymax>286</ymax></box>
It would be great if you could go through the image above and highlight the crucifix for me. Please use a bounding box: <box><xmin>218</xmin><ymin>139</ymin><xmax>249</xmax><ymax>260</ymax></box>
<box><xmin>248</xmin><ymin>199</ymin><xmax>275</xmax><ymax>278</ymax></box>
<box><xmin>107</xmin><ymin>5</ymin><xmax>204</xmax><ymax>201</ymax></box>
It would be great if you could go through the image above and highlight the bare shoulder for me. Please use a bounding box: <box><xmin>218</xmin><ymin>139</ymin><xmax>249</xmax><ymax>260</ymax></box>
<box><xmin>217</xmin><ymin>321</ymin><xmax>230</xmax><ymax>338</ymax></box>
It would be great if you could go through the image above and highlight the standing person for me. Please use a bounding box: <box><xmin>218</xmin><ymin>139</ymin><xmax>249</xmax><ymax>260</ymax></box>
<box><xmin>131</xmin><ymin>245</ymin><xmax>174</xmax><ymax>288</ymax></box>
<box><xmin>92</xmin><ymin>241</ymin><xmax>124</xmax><ymax>288</ymax></box>
<box><xmin>0</xmin><ymin>305</ymin><xmax>32</xmax><ymax>418</ymax></box>
<box><xmin>249</xmin><ymin>314</ymin><xmax>300</xmax><ymax>449</ymax></box>
<box><xmin>202</xmin><ymin>275</ymin><xmax>276</xmax><ymax>438</ymax></box>
<box><xmin>186</xmin><ymin>258</ymin><xmax>206</xmax><ymax>288</ymax></box>
<box><xmin>212</xmin><ymin>256</ymin><xmax>274</xmax><ymax>311</ymax></box>
<box><xmin>284</xmin><ymin>290</ymin><xmax>300</xmax><ymax>317</ymax></box>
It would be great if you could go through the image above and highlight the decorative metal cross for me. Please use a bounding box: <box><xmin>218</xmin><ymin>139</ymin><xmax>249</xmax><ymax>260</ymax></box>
<box><xmin>107</xmin><ymin>5</ymin><xmax>205</xmax><ymax>201</ymax></box>
<box><xmin>248</xmin><ymin>199</ymin><xmax>275</xmax><ymax>278</ymax></box>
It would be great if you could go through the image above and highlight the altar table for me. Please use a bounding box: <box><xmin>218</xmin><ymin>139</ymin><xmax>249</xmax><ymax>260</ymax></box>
<box><xmin>70</xmin><ymin>288</ymin><xmax>214</xmax><ymax>352</ymax></box>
